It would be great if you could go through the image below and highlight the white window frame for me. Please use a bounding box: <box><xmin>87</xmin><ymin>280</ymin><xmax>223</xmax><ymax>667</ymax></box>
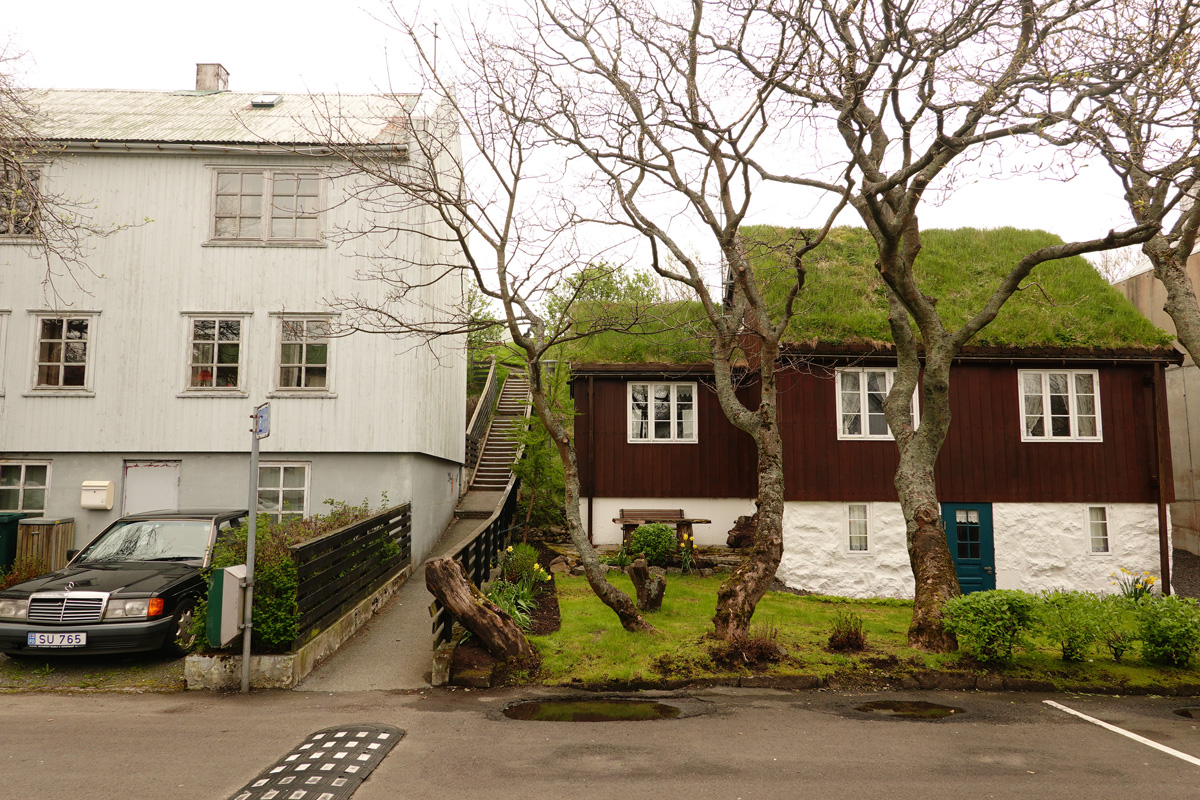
<box><xmin>207</xmin><ymin>168</ymin><xmax>324</xmax><ymax>245</ymax></box>
<box><xmin>181</xmin><ymin>313</ymin><xmax>250</xmax><ymax>396</ymax></box>
<box><xmin>28</xmin><ymin>312</ymin><xmax>97</xmax><ymax>394</ymax></box>
<box><xmin>0</xmin><ymin>310</ymin><xmax>9</xmax><ymax>396</ymax></box>
<box><xmin>627</xmin><ymin>381</ymin><xmax>698</xmax><ymax>444</ymax></box>
<box><xmin>0</xmin><ymin>460</ymin><xmax>51</xmax><ymax>514</ymax></box>
<box><xmin>1087</xmin><ymin>505</ymin><xmax>1112</xmax><ymax>555</ymax></box>
<box><xmin>270</xmin><ymin>314</ymin><xmax>334</xmax><ymax>396</ymax></box>
<box><xmin>256</xmin><ymin>461</ymin><xmax>311</xmax><ymax>523</ymax></box>
<box><xmin>1019</xmin><ymin>369</ymin><xmax>1102</xmax><ymax>442</ymax></box>
<box><xmin>846</xmin><ymin>502</ymin><xmax>871</xmax><ymax>553</ymax></box>
<box><xmin>835</xmin><ymin>367</ymin><xmax>918</xmax><ymax>441</ymax></box>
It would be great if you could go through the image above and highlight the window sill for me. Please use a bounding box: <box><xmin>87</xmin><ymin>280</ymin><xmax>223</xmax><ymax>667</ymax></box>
<box><xmin>23</xmin><ymin>390</ymin><xmax>96</xmax><ymax>398</ymax></box>
<box><xmin>1020</xmin><ymin>436</ymin><xmax>1104</xmax><ymax>444</ymax></box>
<box><xmin>203</xmin><ymin>240</ymin><xmax>327</xmax><ymax>248</ymax></box>
<box><xmin>0</xmin><ymin>236</ymin><xmax>38</xmax><ymax>245</ymax></box>
<box><xmin>837</xmin><ymin>435</ymin><xmax>896</xmax><ymax>442</ymax></box>
<box><xmin>267</xmin><ymin>390</ymin><xmax>338</xmax><ymax>399</ymax></box>
<box><xmin>177</xmin><ymin>390</ymin><xmax>249</xmax><ymax>399</ymax></box>
<box><xmin>627</xmin><ymin>439</ymin><xmax>698</xmax><ymax>445</ymax></box>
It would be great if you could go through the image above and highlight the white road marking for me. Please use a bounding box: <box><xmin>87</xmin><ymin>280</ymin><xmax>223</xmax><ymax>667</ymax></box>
<box><xmin>1044</xmin><ymin>699</ymin><xmax>1200</xmax><ymax>767</ymax></box>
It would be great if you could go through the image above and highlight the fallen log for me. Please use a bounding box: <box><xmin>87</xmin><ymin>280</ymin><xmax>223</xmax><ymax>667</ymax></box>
<box><xmin>629</xmin><ymin>557</ymin><xmax>666</xmax><ymax>612</ymax></box>
<box><xmin>425</xmin><ymin>557</ymin><xmax>540</xmax><ymax>666</ymax></box>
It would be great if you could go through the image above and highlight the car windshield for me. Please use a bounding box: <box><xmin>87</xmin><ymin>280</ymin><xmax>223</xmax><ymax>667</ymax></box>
<box><xmin>75</xmin><ymin>520</ymin><xmax>213</xmax><ymax>564</ymax></box>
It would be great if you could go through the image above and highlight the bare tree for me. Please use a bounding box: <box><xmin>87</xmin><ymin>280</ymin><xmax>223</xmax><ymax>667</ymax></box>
<box><xmin>310</xmin><ymin>15</ymin><xmax>660</xmax><ymax>632</ymax></box>
<box><xmin>702</xmin><ymin>0</ymin><xmax>1187</xmax><ymax>650</ymax></box>
<box><xmin>1064</xmin><ymin>0</ymin><xmax>1200</xmax><ymax>367</ymax></box>
<box><xmin>511</xmin><ymin>0</ymin><xmax>853</xmax><ymax>641</ymax></box>
<box><xmin>0</xmin><ymin>47</ymin><xmax>120</xmax><ymax>299</ymax></box>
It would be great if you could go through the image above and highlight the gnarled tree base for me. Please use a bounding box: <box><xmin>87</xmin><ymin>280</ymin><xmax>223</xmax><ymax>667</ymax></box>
<box><xmin>425</xmin><ymin>557</ymin><xmax>540</xmax><ymax>667</ymax></box>
<box><xmin>628</xmin><ymin>558</ymin><xmax>665</xmax><ymax>612</ymax></box>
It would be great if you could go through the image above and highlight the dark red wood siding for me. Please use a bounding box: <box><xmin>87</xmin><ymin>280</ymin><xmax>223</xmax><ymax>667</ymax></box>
<box><xmin>574</xmin><ymin>361</ymin><xmax>1164</xmax><ymax>504</ymax></box>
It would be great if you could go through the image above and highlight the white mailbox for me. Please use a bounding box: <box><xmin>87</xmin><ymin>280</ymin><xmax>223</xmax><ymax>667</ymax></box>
<box><xmin>207</xmin><ymin>564</ymin><xmax>247</xmax><ymax>648</ymax></box>
<box><xmin>80</xmin><ymin>480</ymin><xmax>115</xmax><ymax>510</ymax></box>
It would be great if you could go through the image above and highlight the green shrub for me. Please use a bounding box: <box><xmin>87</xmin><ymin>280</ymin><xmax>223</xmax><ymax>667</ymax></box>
<box><xmin>486</xmin><ymin>579</ymin><xmax>537</xmax><ymax>630</ymax></box>
<box><xmin>1038</xmin><ymin>590</ymin><xmax>1102</xmax><ymax>662</ymax></box>
<box><xmin>1138</xmin><ymin>595</ymin><xmax>1200</xmax><ymax>667</ymax></box>
<box><xmin>828</xmin><ymin>609</ymin><xmax>867</xmax><ymax>652</ymax></box>
<box><xmin>1098</xmin><ymin>595</ymin><xmax>1140</xmax><ymax>662</ymax></box>
<box><xmin>942</xmin><ymin>590</ymin><xmax>1037</xmax><ymax>663</ymax></box>
<box><xmin>502</xmin><ymin>543</ymin><xmax>541</xmax><ymax>584</ymax></box>
<box><xmin>196</xmin><ymin>497</ymin><xmax>388</xmax><ymax>653</ymax></box>
<box><xmin>628</xmin><ymin>523</ymin><xmax>676</xmax><ymax>567</ymax></box>
<box><xmin>599</xmin><ymin>547</ymin><xmax>633</xmax><ymax>568</ymax></box>
<box><xmin>0</xmin><ymin>555</ymin><xmax>47</xmax><ymax>591</ymax></box>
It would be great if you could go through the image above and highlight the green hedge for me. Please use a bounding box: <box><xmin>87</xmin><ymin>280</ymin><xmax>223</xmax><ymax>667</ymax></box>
<box><xmin>945</xmin><ymin>588</ymin><xmax>1200</xmax><ymax>667</ymax></box>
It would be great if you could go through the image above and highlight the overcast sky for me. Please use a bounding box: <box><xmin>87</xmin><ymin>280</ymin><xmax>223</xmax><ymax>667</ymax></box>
<box><xmin>3</xmin><ymin>0</ymin><xmax>1146</xmax><ymax>277</ymax></box>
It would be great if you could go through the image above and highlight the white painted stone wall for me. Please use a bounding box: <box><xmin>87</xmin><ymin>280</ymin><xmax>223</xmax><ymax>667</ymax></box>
<box><xmin>581</xmin><ymin>497</ymin><xmax>757</xmax><ymax>546</ymax></box>
<box><xmin>778</xmin><ymin>502</ymin><xmax>914</xmax><ymax>599</ymax></box>
<box><xmin>992</xmin><ymin>503</ymin><xmax>1163</xmax><ymax>594</ymax></box>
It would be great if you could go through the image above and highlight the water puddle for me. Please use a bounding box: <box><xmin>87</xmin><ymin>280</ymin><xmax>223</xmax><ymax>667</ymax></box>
<box><xmin>855</xmin><ymin>700</ymin><xmax>964</xmax><ymax>720</ymax></box>
<box><xmin>1173</xmin><ymin>707</ymin><xmax>1200</xmax><ymax>719</ymax></box>
<box><xmin>504</xmin><ymin>699</ymin><xmax>681</xmax><ymax>722</ymax></box>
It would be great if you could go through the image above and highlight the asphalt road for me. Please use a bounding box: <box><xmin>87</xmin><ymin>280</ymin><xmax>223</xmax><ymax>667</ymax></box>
<box><xmin>3</xmin><ymin>688</ymin><xmax>1199</xmax><ymax>800</ymax></box>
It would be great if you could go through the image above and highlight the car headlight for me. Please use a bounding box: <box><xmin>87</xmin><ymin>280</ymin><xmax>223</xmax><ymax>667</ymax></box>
<box><xmin>104</xmin><ymin>598</ymin><xmax>165</xmax><ymax>619</ymax></box>
<box><xmin>0</xmin><ymin>598</ymin><xmax>29</xmax><ymax>620</ymax></box>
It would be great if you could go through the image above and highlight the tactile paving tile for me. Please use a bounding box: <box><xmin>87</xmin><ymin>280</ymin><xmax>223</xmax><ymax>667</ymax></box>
<box><xmin>229</xmin><ymin>724</ymin><xmax>404</xmax><ymax>800</ymax></box>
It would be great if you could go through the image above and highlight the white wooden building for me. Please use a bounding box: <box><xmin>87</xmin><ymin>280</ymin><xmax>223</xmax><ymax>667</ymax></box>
<box><xmin>0</xmin><ymin>64</ymin><xmax>467</xmax><ymax>561</ymax></box>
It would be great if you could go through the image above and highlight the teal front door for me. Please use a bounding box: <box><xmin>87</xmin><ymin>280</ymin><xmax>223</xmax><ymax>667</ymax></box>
<box><xmin>942</xmin><ymin>503</ymin><xmax>995</xmax><ymax>593</ymax></box>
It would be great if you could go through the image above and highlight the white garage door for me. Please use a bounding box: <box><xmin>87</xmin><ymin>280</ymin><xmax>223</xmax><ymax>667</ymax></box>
<box><xmin>122</xmin><ymin>460</ymin><xmax>181</xmax><ymax>515</ymax></box>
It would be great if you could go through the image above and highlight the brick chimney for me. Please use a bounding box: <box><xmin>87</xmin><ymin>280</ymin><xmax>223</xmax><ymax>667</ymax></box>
<box><xmin>196</xmin><ymin>63</ymin><xmax>229</xmax><ymax>92</ymax></box>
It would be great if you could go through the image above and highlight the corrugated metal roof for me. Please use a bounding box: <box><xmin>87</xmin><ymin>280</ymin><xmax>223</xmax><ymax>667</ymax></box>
<box><xmin>30</xmin><ymin>89</ymin><xmax>420</xmax><ymax>146</ymax></box>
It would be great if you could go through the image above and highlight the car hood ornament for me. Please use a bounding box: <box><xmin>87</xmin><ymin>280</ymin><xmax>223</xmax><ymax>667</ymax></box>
<box><xmin>65</xmin><ymin>581</ymin><xmax>75</xmax><ymax>593</ymax></box>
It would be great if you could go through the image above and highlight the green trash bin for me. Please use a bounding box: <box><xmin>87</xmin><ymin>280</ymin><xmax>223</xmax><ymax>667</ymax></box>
<box><xmin>0</xmin><ymin>512</ymin><xmax>33</xmax><ymax>574</ymax></box>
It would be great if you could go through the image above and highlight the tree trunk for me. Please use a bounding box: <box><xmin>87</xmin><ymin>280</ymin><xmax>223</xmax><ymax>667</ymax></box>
<box><xmin>528</xmin><ymin>367</ymin><xmax>655</xmax><ymax>633</ymax></box>
<box><xmin>628</xmin><ymin>558</ymin><xmax>666</xmax><ymax>612</ymax></box>
<box><xmin>890</xmin><ymin>350</ymin><xmax>961</xmax><ymax>651</ymax></box>
<box><xmin>425</xmin><ymin>557</ymin><xmax>540</xmax><ymax>666</ymax></box>
<box><xmin>712</xmin><ymin>353</ymin><xmax>786</xmax><ymax>641</ymax></box>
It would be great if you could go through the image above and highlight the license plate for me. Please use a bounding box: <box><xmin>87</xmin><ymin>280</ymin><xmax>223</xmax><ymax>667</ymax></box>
<box><xmin>27</xmin><ymin>632</ymin><xmax>87</xmax><ymax>647</ymax></box>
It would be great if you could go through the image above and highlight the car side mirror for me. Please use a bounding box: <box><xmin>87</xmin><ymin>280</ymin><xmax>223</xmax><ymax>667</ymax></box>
<box><xmin>66</xmin><ymin>549</ymin><xmax>79</xmax><ymax>562</ymax></box>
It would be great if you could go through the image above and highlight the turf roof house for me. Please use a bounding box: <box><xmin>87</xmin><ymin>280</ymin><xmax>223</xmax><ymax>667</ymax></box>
<box><xmin>571</xmin><ymin>227</ymin><xmax>1181</xmax><ymax>598</ymax></box>
<box><xmin>0</xmin><ymin>64</ymin><xmax>466</xmax><ymax>561</ymax></box>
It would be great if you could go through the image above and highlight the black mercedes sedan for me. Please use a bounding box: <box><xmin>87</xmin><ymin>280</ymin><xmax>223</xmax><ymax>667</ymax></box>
<box><xmin>0</xmin><ymin>509</ymin><xmax>247</xmax><ymax>657</ymax></box>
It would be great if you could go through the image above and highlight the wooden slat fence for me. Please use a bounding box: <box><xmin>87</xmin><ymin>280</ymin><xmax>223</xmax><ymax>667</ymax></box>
<box><xmin>290</xmin><ymin>503</ymin><xmax>412</xmax><ymax>650</ymax></box>
<box><xmin>430</xmin><ymin>476</ymin><xmax>522</xmax><ymax>646</ymax></box>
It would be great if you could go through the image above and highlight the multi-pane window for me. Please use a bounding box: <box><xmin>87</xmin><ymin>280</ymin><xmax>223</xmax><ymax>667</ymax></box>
<box><xmin>188</xmin><ymin>318</ymin><xmax>242</xmax><ymax>389</ymax></box>
<box><xmin>0</xmin><ymin>462</ymin><xmax>49</xmax><ymax>513</ymax></box>
<box><xmin>257</xmin><ymin>463</ymin><xmax>309</xmax><ymax>523</ymax></box>
<box><xmin>212</xmin><ymin>170</ymin><xmax>320</xmax><ymax>242</ymax></box>
<box><xmin>628</xmin><ymin>382</ymin><xmax>696</xmax><ymax>443</ymax></box>
<box><xmin>1020</xmin><ymin>370</ymin><xmax>1101</xmax><ymax>441</ymax></box>
<box><xmin>1088</xmin><ymin>506</ymin><xmax>1110</xmax><ymax>554</ymax></box>
<box><xmin>837</xmin><ymin>368</ymin><xmax>916</xmax><ymax>439</ymax></box>
<box><xmin>0</xmin><ymin>167</ymin><xmax>38</xmax><ymax>236</ymax></box>
<box><xmin>954</xmin><ymin>509</ymin><xmax>981</xmax><ymax>559</ymax></box>
<box><xmin>278</xmin><ymin>319</ymin><xmax>329</xmax><ymax>390</ymax></box>
<box><xmin>847</xmin><ymin>503</ymin><xmax>869</xmax><ymax>552</ymax></box>
<box><xmin>35</xmin><ymin>317</ymin><xmax>89</xmax><ymax>388</ymax></box>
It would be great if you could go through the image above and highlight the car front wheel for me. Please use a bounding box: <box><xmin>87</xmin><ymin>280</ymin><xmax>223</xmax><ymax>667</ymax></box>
<box><xmin>162</xmin><ymin>600</ymin><xmax>198</xmax><ymax>657</ymax></box>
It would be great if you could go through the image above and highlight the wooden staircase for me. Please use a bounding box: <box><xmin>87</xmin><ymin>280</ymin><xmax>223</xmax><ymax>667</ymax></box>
<box><xmin>468</xmin><ymin>373</ymin><xmax>530</xmax><ymax>493</ymax></box>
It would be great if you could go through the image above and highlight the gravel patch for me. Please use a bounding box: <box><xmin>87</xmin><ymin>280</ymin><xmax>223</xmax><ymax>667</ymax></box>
<box><xmin>1173</xmin><ymin>548</ymin><xmax>1200</xmax><ymax>599</ymax></box>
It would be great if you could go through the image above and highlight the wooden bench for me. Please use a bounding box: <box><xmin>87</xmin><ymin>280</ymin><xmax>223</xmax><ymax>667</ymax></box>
<box><xmin>613</xmin><ymin>508</ymin><xmax>711</xmax><ymax>546</ymax></box>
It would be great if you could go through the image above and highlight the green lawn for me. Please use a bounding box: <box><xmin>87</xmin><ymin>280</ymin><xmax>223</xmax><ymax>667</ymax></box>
<box><xmin>530</xmin><ymin>575</ymin><xmax>1200</xmax><ymax>693</ymax></box>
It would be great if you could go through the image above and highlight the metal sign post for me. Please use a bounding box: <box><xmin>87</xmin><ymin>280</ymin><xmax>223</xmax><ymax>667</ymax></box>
<box><xmin>242</xmin><ymin>402</ymin><xmax>270</xmax><ymax>694</ymax></box>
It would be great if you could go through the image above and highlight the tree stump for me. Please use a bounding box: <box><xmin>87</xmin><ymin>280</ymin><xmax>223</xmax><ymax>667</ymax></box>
<box><xmin>629</xmin><ymin>557</ymin><xmax>666</xmax><ymax>612</ymax></box>
<box><xmin>727</xmin><ymin>513</ymin><xmax>757</xmax><ymax>549</ymax></box>
<box><xmin>425</xmin><ymin>557</ymin><xmax>540</xmax><ymax>666</ymax></box>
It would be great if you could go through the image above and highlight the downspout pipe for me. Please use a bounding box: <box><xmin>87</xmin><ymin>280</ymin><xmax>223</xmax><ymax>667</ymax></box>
<box><xmin>1153</xmin><ymin>362</ymin><xmax>1173</xmax><ymax>595</ymax></box>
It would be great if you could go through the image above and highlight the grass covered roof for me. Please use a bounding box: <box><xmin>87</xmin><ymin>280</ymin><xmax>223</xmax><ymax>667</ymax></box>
<box><xmin>570</xmin><ymin>225</ymin><xmax>1172</xmax><ymax>364</ymax></box>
